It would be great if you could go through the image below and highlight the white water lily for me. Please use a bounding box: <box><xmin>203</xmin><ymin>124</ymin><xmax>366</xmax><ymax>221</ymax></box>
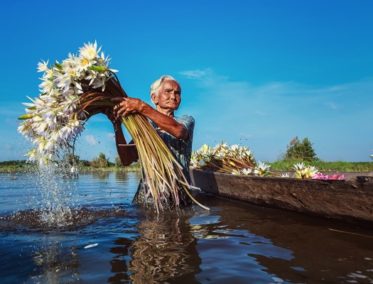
<box><xmin>37</xmin><ymin>60</ymin><xmax>49</xmax><ymax>73</ymax></box>
<box><xmin>293</xmin><ymin>162</ymin><xmax>305</xmax><ymax>170</ymax></box>
<box><xmin>39</xmin><ymin>79</ymin><xmax>54</xmax><ymax>94</ymax></box>
<box><xmin>305</xmin><ymin>166</ymin><xmax>318</xmax><ymax>178</ymax></box>
<box><xmin>230</xmin><ymin>167</ymin><xmax>252</xmax><ymax>176</ymax></box>
<box><xmin>230</xmin><ymin>144</ymin><xmax>239</xmax><ymax>151</ymax></box>
<box><xmin>253</xmin><ymin>161</ymin><xmax>271</xmax><ymax>177</ymax></box>
<box><xmin>232</xmin><ymin>169</ymin><xmax>241</xmax><ymax>175</ymax></box>
<box><xmin>79</xmin><ymin>41</ymin><xmax>100</xmax><ymax>61</ymax></box>
<box><xmin>191</xmin><ymin>142</ymin><xmax>256</xmax><ymax>174</ymax></box>
<box><xmin>19</xmin><ymin>41</ymin><xmax>116</xmax><ymax>165</ymax></box>
<box><xmin>35</xmin><ymin>121</ymin><xmax>48</xmax><ymax>134</ymax></box>
<box><xmin>293</xmin><ymin>163</ymin><xmax>318</xmax><ymax>179</ymax></box>
<box><xmin>241</xmin><ymin>168</ymin><xmax>252</xmax><ymax>175</ymax></box>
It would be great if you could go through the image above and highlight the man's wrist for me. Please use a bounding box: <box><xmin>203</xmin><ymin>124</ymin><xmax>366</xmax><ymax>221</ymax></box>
<box><xmin>139</xmin><ymin>101</ymin><xmax>148</xmax><ymax>113</ymax></box>
<box><xmin>113</xmin><ymin>122</ymin><xmax>122</xmax><ymax>132</ymax></box>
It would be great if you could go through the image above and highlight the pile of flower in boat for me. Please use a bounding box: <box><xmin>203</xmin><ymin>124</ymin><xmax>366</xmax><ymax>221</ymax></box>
<box><xmin>18</xmin><ymin>42</ymin><xmax>208</xmax><ymax>212</ymax></box>
<box><xmin>291</xmin><ymin>163</ymin><xmax>344</xmax><ymax>180</ymax></box>
<box><xmin>191</xmin><ymin>143</ymin><xmax>270</xmax><ymax>177</ymax></box>
<box><xmin>191</xmin><ymin>143</ymin><xmax>345</xmax><ymax>180</ymax></box>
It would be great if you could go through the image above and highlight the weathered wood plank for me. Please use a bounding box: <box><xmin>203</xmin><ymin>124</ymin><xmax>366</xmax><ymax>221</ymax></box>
<box><xmin>190</xmin><ymin>169</ymin><xmax>373</xmax><ymax>224</ymax></box>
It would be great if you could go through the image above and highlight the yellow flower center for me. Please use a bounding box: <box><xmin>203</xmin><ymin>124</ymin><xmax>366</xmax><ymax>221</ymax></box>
<box><xmin>81</xmin><ymin>58</ymin><xmax>90</xmax><ymax>66</ymax></box>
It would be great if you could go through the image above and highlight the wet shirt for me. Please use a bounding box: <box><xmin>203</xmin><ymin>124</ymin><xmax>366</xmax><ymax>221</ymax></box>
<box><xmin>133</xmin><ymin>115</ymin><xmax>195</xmax><ymax>206</ymax></box>
<box><xmin>149</xmin><ymin>115</ymin><xmax>195</xmax><ymax>179</ymax></box>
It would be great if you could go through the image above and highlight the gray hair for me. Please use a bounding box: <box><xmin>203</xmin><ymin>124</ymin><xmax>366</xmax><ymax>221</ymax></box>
<box><xmin>150</xmin><ymin>75</ymin><xmax>178</xmax><ymax>96</ymax></box>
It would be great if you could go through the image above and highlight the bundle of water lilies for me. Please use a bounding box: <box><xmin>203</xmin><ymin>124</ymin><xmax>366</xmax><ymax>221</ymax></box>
<box><xmin>191</xmin><ymin>144</ymin><xmax>345</xmax><ymax>181</ymax></box>
<box><xmin>191</xmin><ymin>143</ymin><xmax>271</xmax><ymax>177</ymax></box>
<box><xmin>18</xmin><ymin>42</ymin><xmax>208</xmax><ymax>212</ymax></box>
<box><xmin>292</xmin><ymin>163</ymin><xmax>345</xmax><ymax>180</ymax></box>
<box><xmin>281</xmin><ymin>163</ymin><xmax>345</xmax><ymax>180</ymax></box>
<box><xmin>292</xmin><ymin>163</ymin><xmax>319</xmax><ymax>179</ymax></box>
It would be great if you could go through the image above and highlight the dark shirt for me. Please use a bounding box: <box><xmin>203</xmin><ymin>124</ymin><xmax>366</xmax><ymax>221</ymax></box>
<box><xmin>150</xmin><ymin>115</ymin><xmax>195</xmax><ymax>179</ymax></box>
<box><xmin>133</xmin><ymin>115</ymin><xmax>195</xmax><ymax>206</ymax></box>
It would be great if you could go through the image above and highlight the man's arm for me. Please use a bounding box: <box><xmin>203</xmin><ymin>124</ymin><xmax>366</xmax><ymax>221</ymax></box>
<box><xmin>104</xmin><ymin>107</ymin><xmax>138</xmax><ymax>166</ymax></box>
<box><xmin>114</xmin><ymin>98</ymin><xmax>189</xmax><ymax>140</ymax></box>
<box><xmin>112</xmin><ymin>121</ymin><xmax>138</xmax><ymax>166</ymax></box>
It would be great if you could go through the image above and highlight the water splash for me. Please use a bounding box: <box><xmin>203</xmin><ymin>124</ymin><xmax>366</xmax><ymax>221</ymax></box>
<box><xmin>35</xmin><ymin>161</ymin><xmax>78</xmax><ymax>227</ymax></box>
<box><xmin>0</xmin><ymin>207</ymin><xmax>128</xmax><ymax>232</ymax></box>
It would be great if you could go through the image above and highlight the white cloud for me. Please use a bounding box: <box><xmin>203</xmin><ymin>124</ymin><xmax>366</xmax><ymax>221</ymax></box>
<box><xmin>85</xmin><ymin>135</ymin><xmax>98</xmax><ymax>145</ymax></box>
<box><xmin>179</xmin><ymin>69</ymin><xmax>209</xmax><ymax>79</ymax></box>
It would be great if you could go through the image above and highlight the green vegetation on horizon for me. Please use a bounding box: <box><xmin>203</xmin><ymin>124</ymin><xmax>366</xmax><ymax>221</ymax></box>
<box><xmin>0</xmin><ymin>158</ymin><xmax>141</xmax><ymax>173</ymax></box>
<box><xmin>284</xmin><ymin>137</ymin><xmax>317</xmax><ymax>162</ymax></box>
<box><xmin>1</xmin><ymin>139</ymin><xmax>372</xmax><ymax>173</ymax></box>
<box><xmin>269</xmin><ymin>160</ymin><xmax>373</xmax><ymax>172</ymax></box>
<box><xmin>0</xmin><ymin>159</ymin><xmax>372</xmax><ymax>173</ymax></box>
<box><xmin>269</xmin><ymin>136</ymin><xmax>373</xmax><ymax>172</ymax></box>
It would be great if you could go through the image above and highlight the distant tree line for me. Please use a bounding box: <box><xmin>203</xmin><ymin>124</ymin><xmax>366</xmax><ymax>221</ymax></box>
<box><xmin>1</xmin><ymin>137</ymin><xmax>370</xmax><ymax>168</ymax></box>
<box><xmin>283</xmin><ymin>136</ymin><xmax>318</xmax><ymax>162</ymax></box>
<box><xmin>0</xmin><ymin>154</ymin><xmax>123</xmax><ymax>168</ymax></box>
<box><xmin>64</xmin><ymin>153</ymin><xmax>122</xmax><ymax>168</ymax></box>
<box><xmin>0</xmin><ymin>160</ymin><xmax>28</xmax><ymax>166</ymax></box>
<box><xmin>0</xmin><ymin>138</ymin><xmax>320</xmax><ymax>167</ymax></box>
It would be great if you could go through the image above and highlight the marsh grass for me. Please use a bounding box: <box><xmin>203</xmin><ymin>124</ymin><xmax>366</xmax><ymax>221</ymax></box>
<box><xmin>2</xmin><ymin>160</ymin><xmax>372</xmax><ymax>174</ymax></box>
<box><xmin>270</xmin><ymin>160</ymin><xmax>373</xmax><ymax>172</ymax></box>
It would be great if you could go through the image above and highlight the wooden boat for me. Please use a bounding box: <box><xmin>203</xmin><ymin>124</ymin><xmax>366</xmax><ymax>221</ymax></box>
<box><xmin>190</xmin><ymin>169</ymin><xmax>373</xmax><ymax>225</ymax></box>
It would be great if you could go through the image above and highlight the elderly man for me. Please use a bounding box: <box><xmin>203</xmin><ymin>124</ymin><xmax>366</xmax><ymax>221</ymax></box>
<box><xmin>111</xmin><ymin>75</ymin><xmax>195</xmax><ymax>205</ymax></box>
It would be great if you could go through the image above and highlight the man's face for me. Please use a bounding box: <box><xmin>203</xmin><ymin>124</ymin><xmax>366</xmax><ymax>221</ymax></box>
<box><xmin>153</xmin><ymin>80</ymin><xmax>181</xmax><ymax>111</ymax></box>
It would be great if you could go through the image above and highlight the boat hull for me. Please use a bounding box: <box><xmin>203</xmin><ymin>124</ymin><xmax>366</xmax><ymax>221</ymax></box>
<box><xmin>190</xmin><ymin>169</ymin><xmax>373</xmax><ymax>224</ymax></box>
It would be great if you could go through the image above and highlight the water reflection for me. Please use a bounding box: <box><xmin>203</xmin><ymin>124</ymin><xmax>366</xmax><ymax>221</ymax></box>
<box><xmin>188</xmin><ymin>208</ymin><xmax>294</xmax><ymax>283</ymax></box>
<box><xmin>199</xmin><ymin>196</ymin><xmax>373</xmax><ymax>283</ymax></box>
<box><xmin>2</xmin><ymin>173</ymin><xmax>373</xmax><ymax>283</ymax></box>
<box><xmin>108</xmin><ymin>237</ymin><xmax>132</xmax><ymax>283</ymax></box>
<box><xmin>91</xmin><ymin>171</ymin><xmax>110</xmax><ymax>180</ymax></box>
<box><xmin>31</xmin><ymin>238</ymin><xmax>80</xmax><ymax>283</ymax></box>
<box><xmin>114</xmin><ymin>171</ymin><xmax>129</xmax><ymax>182</ymax></box>
<box><xmin>114</xmin><ymin>170</ymin><xmax>142</xmax><ymax>183</ymax></box>
<box><xmin>125</xmin><ymin>209</ymin><xmax>201</xmax><ymax>283</ymax></box>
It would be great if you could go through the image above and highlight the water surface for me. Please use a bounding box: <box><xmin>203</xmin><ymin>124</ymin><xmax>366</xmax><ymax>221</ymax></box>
<box><xmin>0</xmin><ymin>172</ymin><xmax>373</xmax><ymax>283</ymax></box>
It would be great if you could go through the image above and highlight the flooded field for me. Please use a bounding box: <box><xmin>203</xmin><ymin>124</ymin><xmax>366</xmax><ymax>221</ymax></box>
<box><xmin>0</xmin><ymin>172</ymin><xmax>373</xmax><ymax>283</ymax></box>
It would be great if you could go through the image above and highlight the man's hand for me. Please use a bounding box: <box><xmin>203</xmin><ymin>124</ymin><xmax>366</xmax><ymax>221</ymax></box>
<box><xmin>113</xmin><ymin>97</ymin><xmax>145</xmax><ymax>118</ymax></box>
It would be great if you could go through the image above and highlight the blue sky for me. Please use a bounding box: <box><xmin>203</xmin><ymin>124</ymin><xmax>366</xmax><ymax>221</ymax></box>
<box><xmin>1</xmin><ymin>0</ymin><xmax>373</xmax><ymax>162</ymax></box>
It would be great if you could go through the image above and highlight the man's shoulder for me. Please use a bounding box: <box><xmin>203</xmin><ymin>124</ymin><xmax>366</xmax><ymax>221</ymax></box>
<box><xmin>176</xmin><ymin>115</ymin><xmax>195</xmax><ymax>125</ymax></box>
<box><xmin>175</xmin><ymin>115</ymin><xmax>195</xmax><ymax>142</ymax></box>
